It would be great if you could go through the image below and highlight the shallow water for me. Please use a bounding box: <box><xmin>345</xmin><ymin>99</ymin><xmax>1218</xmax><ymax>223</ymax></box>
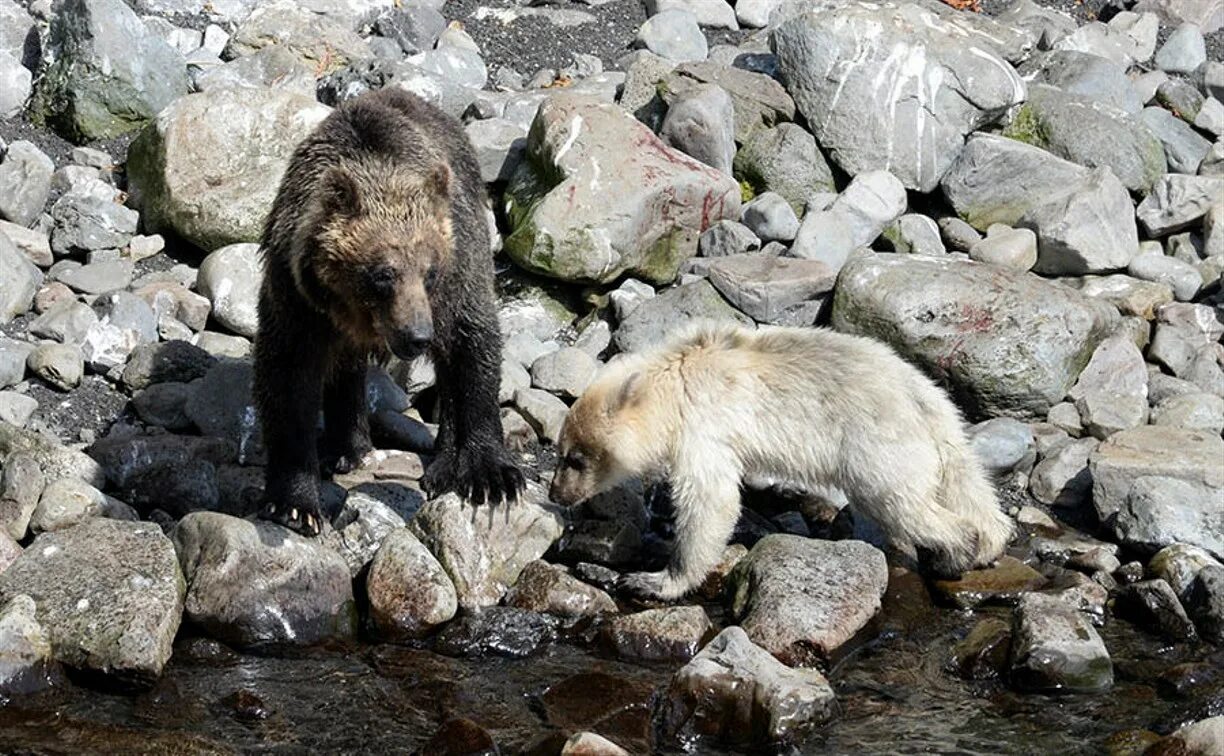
<box><xmin>3</xmin><ymin>572</ymin><xmax>1220</xmax><ymax>756</ymax></box>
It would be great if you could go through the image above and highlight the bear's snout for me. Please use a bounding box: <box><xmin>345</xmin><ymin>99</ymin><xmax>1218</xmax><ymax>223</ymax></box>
<box><xmin>388</xmin><ymin>321</ymin><xmax>434</xmax><ymax>360</ymax></box>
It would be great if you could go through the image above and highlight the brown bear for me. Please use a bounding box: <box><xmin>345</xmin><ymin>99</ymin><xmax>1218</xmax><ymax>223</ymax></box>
<box><xmin>253</xmin><ymin>88</ymin><xmax>523</xmax><ymax>536</ymax></box>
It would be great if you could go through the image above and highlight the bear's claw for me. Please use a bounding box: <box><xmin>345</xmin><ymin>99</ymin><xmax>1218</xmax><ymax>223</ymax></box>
<box><xmin>422</xmin><ymin>446</ymin><xmax>525</xmax><ymax>505</ymax></box>
<box><xmin>261</xmin><ymin>501</ymin><xmax>323</xmax><ymax>537</ymax></box>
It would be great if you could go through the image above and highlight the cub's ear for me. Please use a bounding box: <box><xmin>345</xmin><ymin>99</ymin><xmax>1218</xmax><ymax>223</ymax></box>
<box><xmin>320</xmin><ymin>166</ymin><xmax>362</xmax><ymax>217</ymax></box>
<box><xmin>605</xmin><ymin>371</ymin><xmax>643</xmax><ymax>416</ymax></box>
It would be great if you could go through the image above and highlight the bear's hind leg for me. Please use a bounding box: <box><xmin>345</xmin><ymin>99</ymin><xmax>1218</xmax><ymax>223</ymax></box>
<box><xmin>320</xmin><ymin>353</ymin><xmax>372</xmax><ymax>477</ymax></box>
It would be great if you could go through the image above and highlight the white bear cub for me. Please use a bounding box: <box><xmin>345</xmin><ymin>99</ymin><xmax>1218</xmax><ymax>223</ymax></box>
<box><xmin>549</xmin><ymin>323</ymin><xmax>1014</xmax><ymax>600</ymax></box>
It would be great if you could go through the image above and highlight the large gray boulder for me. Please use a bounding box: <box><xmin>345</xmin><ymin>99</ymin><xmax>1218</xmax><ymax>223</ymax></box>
<box><xmin>32</xmin><ymin>0</ymin><xmax>189</xmax><ymax>142</ymax></box>
<box><xmin>613</xmin><ymin>279</ymin><xmax>753</xmax><ymax>353</ymax></box>
<box><xmin>1090</xmin><ymin>427</ymin><xmax>1224</xmax><ymax>558</ymax></box>
<box><xmin>707</xmin><ymin>253</ymin><xmax>836</xmax><ymax>325</ymax></box>
<box><xmin>504</xmin><ymin>93</ymin><xmax>741</xmax><ymax>285</ymax></box>
<box><xmin>127</xmin><ymin>87</ymin><xmax>331</xmax><ymax>251</ymax></box>
<box><xmin>942</xmin><ymin>135</ymin><xmax>1138</xmax><ymax>275</ymax></box>
<box><xmin>0</xmin><ymin>519</ymin><xmax>184</xmax><ymax>681</ymax></box>
<box><xmin>408</xmin><ymin>483</ymin><xmax>564</xmax><ymax>611</ymax></box>
<box><xmin>1007</xmin><ymin>85</ymin><xmax>1165</xmax><ymax>195</ymax></box>
<box><xmin>225</xmin><ymin>0</ymin><xmax>372</xmax><ymax>74</ymax></box>
<box><xmin>1009</xmin><ymin>593</ymin><xmax>1112</xmax><ymax>692</ymax></box>
<box><xmin>832</xmin><ymin>253</ymin><xmax>1117</xmax><ymax>419</ymax></box>
<box><xmin>772</xmin><ymin>0</ymin><xmax>1025</xmax><ymax>191</ymax></box>
<box><xmin>172</xmin><ymin>512</ymin><xmax>356</xmax><ymax>648</ymax></box>
<box><xmin>728</xmin><ymin>535</ymin><xmax>888</xmax><ymax>666</ymax></box>
<box><xmin>663</xmin><ymin>625</ymin><xmax>835</xmax><ymax>744</ymax></box>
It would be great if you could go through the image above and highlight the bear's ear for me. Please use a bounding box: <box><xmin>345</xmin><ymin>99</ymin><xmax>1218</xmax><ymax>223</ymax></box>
<box><xmin>605</xmin><ymin>371</ymin><xmax>643</xmax><ymax>416</ymax></box>
<box><xmin>320</xmin><ymin>166</ymin><xmax>362</xmax><ymax>218</ymax></box>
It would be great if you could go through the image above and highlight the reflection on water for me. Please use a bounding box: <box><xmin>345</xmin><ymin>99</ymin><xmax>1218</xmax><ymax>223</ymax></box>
<box><xmin>3</xmin><ymin>583</ymin><xmax>1221</xmax><ymax>755</ymax></box>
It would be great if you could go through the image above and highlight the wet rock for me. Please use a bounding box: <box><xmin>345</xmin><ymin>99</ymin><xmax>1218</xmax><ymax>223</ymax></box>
<box><xmin>0</xmin><ymin>141</ymin><xmax>53</xmax><ymax>227</ymax></box>
<box><xmin>1090</xmin><ymin>427</ymin><xmax>1224</xmax><ymax>557</ymax></box>
<box><xmin>728</xmin><ymin>535</ymin><xmax>887</xmax><ymax>666</ymax></box>
<box><xmin>599</xmin><ymin>605</ymin><xmax>712</xmax><ymax>662</ymax></box>
<box><xmin>952</xmin><ymin>616</ymin><xmax>1012</xmax><ymax>680</ymax></box>
<box><xmin>561</xmin><ymin>732</ymin><xmax>630</xmax><ymax>756</ymax></box>
<box><xmin>504</xmin><ymin>93</ymin><xmax>739</xmax><ymax>285</ymax></box>
<box><xmin>27</xmin><ymin>343</ymin><xmax>83</xmax><ymax>390</ymax></box>
<box><xmin>433</xmin><ymin>606</ymin><xmax>558</xmax><ymax>658</ymax></box>
<box><xmin>127</xmin><ymin>88</ymin><xmax>330</xmax><ymax>251</ymax></box>
<box><xmin>1137</xmin><ymin>175</ymin><xmax>1224</xmax><ymax>236</ymax></box>
<box><xmin>0</xmin><ymin>519</ymin><xmax>183</xmax><ymax>680</ymax></box>
<box><xmin>31</xmin><ymin>0</ymin><xmax>188</xmax><ymax>141</ymax></box>
<box><xmin>120</xmin><ymin>457</ymin><xmax>219</xmax><ymax>518</ymax></box>
<box><xmin>0</xmin><ymin>594</ymin><xmax>55</xmax><ymax>696</ymax></box>
<box><xmin>225</xmin><ymin>0</ymin><xmax>370</xmax><ymax>73</ymax></box>
<box><xmin>706</xmin><ymin>253</ymin><xmax>836</xmax><ymax>326</ymax></box>
<box><xmin>122</xmin><ymin>341</ymin><xmax>216</xmax><ymax>391</ymax></box>
<box><xmin>504</xmin><ymin>560</ymin><xmax>617</xmax><ymax>618</ymax></box>
<box><xmin>1009</xmin><ymin>593</ymin><xmax>1112</xmax><ymax>693</ymax></box>
<box><xmin>663</xmin><ymin>625</ymin><xmax>834</xmax><ymax>745</ymax></box>
<box><xmin>172</xmin><ymin>512</ymin><xmax>356</xmax><ymax>648</ymax></box>
<box><xmin>1150</xmin><ymin>716</ymin><xmax>1224</xmax><ymax>755</ymax></box>
<box><xmin>932</xmin><ymin>556</ymin><xmax>1049</xmax><ymax>608</ymax></box>
<box><xmin>1033</xmin><ymin>534</ymin><xmax>1121</xmax><ymax>575</ymax></box>
<box><xmin>613</xmin><ymin>279</ymin><xmax>752</xmax><ymax>353</ymax></box>
<box><xmin>320</xmin><ymin>486</ymin><xmax>418</xmax><ymax>576</ymax></box>
<box><xmin>419</xmin><ymin>717</ymin><xmax>500</xmax><ymax>756</ymax></box>
<box><xmin>790</xmin><ymin>170</ymin><xmax>906</xmax><ymax>272</ymax></box>
<box><xmin>184</xmin><ymin>360</ymin><xmax>263</xmax><ymax>463</ymax></box>
<box><xmin>773</xmin><ymin>0</ymin><xmax>1024</xmax><ymax>192</ymax></box>
<box><xmin>734</xmin><ymin>124</ymin><xmax>834</xmax><ymax>216</ymax></box>
<box><xmin>1187</xmin><ymin>566</ymin><xmax>1223</xmax><ymax>643</ymax></box>
<box><xmin>1149</xmin><ymin>544</ymin><xmax>1222</xmax><ymax>601</ymax></box>
<box><xmin>660</xmin><ymin>83</ymin><xmax>735</xmax><ymax>174</ymax></box>
<box><xmin>1116</xmin><ymin>579</ymin><xmax>1197</xmax><ymax>641</ymax></box>
<box><xmin>366</xmin><ymin>527</ymin><xmax>457</xmax><ymax>641</ymax></box>
<box><xmin>0</xmin><ymin>231</ymin><xmax>41</xmax><ymax>323</ymax></box>
<box><xmin>832</xmin><ymin>253</ymin><xmax>1117</xmax><ymax>419</ymax></box>
<box><xmin>1068</xmin><ymin>335</ymin><xmax>1149</xmax><ymax>439</ymax></box>
<box><xmin>531</xmin><ymin>347</ymin><xmax>597</xmax><ymax>400</ymax></box>
<box><xmin>408</xmin><ymin>484</ymin><xmax>564</xmax><ymax>611</ymax></box>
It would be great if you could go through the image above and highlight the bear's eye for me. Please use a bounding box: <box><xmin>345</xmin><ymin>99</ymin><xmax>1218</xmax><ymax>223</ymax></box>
<box><xmin>564</xmin><ymin>451</ymin><xmax>587</xmax><ymax>472</ymax></box>
<box><xmin>364</xmin><ymin>264</ymin><xmax>398</xmax><ymax>299</ymax></box>
<box><xmin>424</xmin><ymin>265</ymin><xmax>439</xmax><ymax>291</ymax></box>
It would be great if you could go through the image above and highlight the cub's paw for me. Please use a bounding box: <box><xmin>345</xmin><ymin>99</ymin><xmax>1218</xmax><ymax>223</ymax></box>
<box><xmin>318</xmin><ymin>436</ymin><xmax>374</xmax><ymax>478</ymax></box>
<box><xmin>261</xmin><ymin>501</ymin><xmax>324</xmax><ymax>537</ymax></box>
<box><xmin>423</xmin><ymin>446</ymin><xmax>524</xmax><ymax>505</ymax></box>
<box><xmin>916</xmin><ymin>533</ymin><xmax>979</xmax><ymax>581</ymax></box>
<box><xmin>619</xmin><ymin>571</ymin><xmax>687</xmax><ymax>602</ymax></box>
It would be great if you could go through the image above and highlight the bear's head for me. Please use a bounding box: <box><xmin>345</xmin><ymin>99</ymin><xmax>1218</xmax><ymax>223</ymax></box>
<box><xmin>302</xmin><ymin>159</ymin><xmax>454</xmax><ymax>360</ymax></box>
<box><xmin>551</xmin><ymin>365</ymin><xmax>655</xmax><ymax>507</ymax></box>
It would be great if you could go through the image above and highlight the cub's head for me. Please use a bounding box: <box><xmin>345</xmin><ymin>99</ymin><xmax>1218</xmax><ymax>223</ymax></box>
<box><xmin>550</xmin><ymin>368</ymin><xmax>647</xmax><ymax>507</ymax></box>
<box><xmin>303</xmin><ymin>160</ymin><xmax>454</xmax><ymax>360</ymax></box>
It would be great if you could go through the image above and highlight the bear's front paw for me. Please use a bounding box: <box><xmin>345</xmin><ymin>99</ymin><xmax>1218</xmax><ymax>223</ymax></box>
<box><xmin>619</xmin><ymin>571</ymin><xmax>688</xmax><ymax>601</ymax></box>
<box><xmin>261</xmin><ymin>500</ymin><xmax>324</xmax><ymax>537</ymax></box>
<box><xmin>422</xmin><ymin>445</ymin><xmax>524</xmax><ymax>505</ymax></box>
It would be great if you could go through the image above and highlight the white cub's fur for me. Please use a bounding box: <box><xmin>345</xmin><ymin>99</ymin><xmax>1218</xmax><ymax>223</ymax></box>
<box><xmin>549</xmin><ymin>323</ymin><xmax>1015</xmax><ymax>601</ymax></box>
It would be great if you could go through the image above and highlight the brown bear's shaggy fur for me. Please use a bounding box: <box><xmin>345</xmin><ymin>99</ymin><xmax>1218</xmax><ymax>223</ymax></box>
<box><xmin>254</xmin><ymin>88</ymin><xmax>522</xmax><ymax>536</ymax></box>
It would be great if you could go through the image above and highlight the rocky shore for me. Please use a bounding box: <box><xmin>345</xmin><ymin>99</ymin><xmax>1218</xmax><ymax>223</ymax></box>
<box><xmin>0</xmin><ymin>0</ymin><xmax>1222</xmax><ymax>752</ymax></box>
